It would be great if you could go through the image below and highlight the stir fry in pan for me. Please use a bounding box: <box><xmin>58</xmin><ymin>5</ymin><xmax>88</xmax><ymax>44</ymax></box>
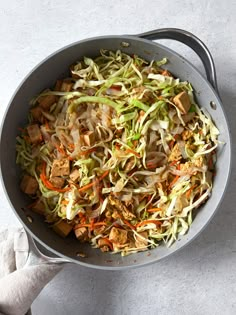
<box><xmin>16</xmin><ymin>50</ymin><xmax>219</xmax><ymax>255</ymax></box>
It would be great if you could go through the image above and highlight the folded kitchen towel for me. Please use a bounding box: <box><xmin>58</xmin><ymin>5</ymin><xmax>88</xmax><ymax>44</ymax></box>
<box><xmin>0</xmin><ymin>228</ymin><xmax>64</xmax><ymax>315</ymax></box>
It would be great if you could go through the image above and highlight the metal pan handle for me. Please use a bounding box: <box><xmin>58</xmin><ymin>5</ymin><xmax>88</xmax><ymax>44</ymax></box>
<box><xmin>137</xmin><ymin>28</ymin><xmax>219</xmax><ymax>95</ymax></box>
<box><xmin>22</xmin><ymin>230</ymin><xmax>71</xmax><ymax>267</ymax></box>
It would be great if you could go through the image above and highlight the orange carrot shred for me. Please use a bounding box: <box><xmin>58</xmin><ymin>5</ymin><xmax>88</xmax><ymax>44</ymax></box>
<box><xmin>123</xmin><ymin>220</ymin><xmax>136</xmax><ymax>230</ymax></box>
<box><xmin>126</xmin><ymin>148</ymin><xmax>141</xmax><ymax>158</ymax></box>
<box><xmin>147</xmin><ymin>208</ymin><xmax>162</xmax><ymax>213</ymax></box>
<box><xmin>169</xmin><ymin>175</ymin><xmax>179</xmax><ymax>188</ymax></box>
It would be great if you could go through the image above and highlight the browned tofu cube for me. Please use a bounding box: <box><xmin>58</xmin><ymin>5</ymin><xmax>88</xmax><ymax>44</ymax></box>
<box><xmin>53</xmin><ymin>221</ymin><xmax>73</xmax><ymax>238</ymax></box>
<box><xmin>74</xmin><ymin>227</ymin><xmax>88</xmax><ymax>241</ymax></box>
<box><xmin>82</xmin><ymin>131</ymin><xmax>95</xmax><ymax>147</ymax></box>
<box><xmin>60</xmin><ymin>81</ymin><xmax>74</xmax><ymax>92</ymax></box>
<box><xmin>27</xmin><ymin>124</ymin><xmax>42</xmax><ymax>144</ymax></box>
<box><xmin>50</xmin><ymin>177</ymin><xmax>65</xmax><ymax>188</ymax></box>
<box><xmin>173</xmin><ymin>91</ymin><xmax>191</xmax><ymax>114</ymax></box>
<box><xmin>168</xmin><ymin>143</ymin><xmax>182</xmax><ymax>162</ymax></box>
<box><xmin>135</xmin><ymin>231</ymin><xmax>148</xmax><ymax>249</ymax></box>
<box><xmin>30</xmin><ymin>106</ymin><xmax>43</xmax><ymax>122</ymax></box>
<box><xmin>161</xmin><ymin>69</ymin><xmax>173</xmax><ymax>77</ymax></box>
<box><xmin>38</xmin><ymin>94</ymin><xmax>57</xmax><ymax>110</ymax></box>
<box><xmin>20</xmin><ymin>175</ymin><xmax>38</xmax><ymax>195</ymax></box>
<box><xmin>32</xmin><ymin>199</ymin><xmax>45</xmax><ymax>215</ymax></box>
<box><xmin>109</xmin><ymin>227</ymin><xmax>127</xmax><ymax>245</ymax></box>
<box><xmin>51</xmin><ymin>159</ymin><xmax>70</xmax><ymax>177</ymax></box>
<box><xmin>69</xmin><ymin>169</ymin><xmax>80</xmax><ymax>182</ymax></box>
<box><xmin>97</xmin><ymin>238</ymin><xmax>110</xmax><ymax>252</ymax></box>
<box><xmin>54</xmin><ymin>80</ymin><xmax>63</xmax><ymax>91</ymax></box>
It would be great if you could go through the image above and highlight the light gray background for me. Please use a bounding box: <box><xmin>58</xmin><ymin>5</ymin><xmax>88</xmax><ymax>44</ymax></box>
<box><xmin>0</xmin><ymin>1</ymin><xmax>235</xmax><ymax>314</ymax></box>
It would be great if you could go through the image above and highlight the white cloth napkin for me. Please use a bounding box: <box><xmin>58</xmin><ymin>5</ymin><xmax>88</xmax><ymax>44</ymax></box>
<box><xmin>0</xmin><ymin>228</ymin><xmax>64</xmax><ymax>315</ymax></box>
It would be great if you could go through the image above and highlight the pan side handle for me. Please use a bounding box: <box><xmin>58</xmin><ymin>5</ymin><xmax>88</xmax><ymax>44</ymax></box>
<box><xmin>23</xmin><ymin>230</ymin><xmax>71</xmax><ymax>267</ymax></box>
<box><xmin>136</xmin><ymin>28</ymin><xmax>219</xmax><ymax>96</ymax></box>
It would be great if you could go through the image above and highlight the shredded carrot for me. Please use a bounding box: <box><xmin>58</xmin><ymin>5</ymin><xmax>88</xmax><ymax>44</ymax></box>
<box><xmin>169</xmin><ymin>160</ymin><xmax>178</xmax><ymax>167</ymax></box>
<box><xmin>126</xmin><ymin>148</ymin><xmax>141</xmax><ymax>158</ymax></box>
<box><xmin>40</xmin><ymin>162</ymin><xmax>70</xmax><ymax>193</ymax></box>
<box><xmin>123</xmin><ymin>220</ymin><xmax>136</xmax><ymax>230</ymax></box>
<box><xmin>113</xmin><ymin>223</ymin><xmax>122</xmax><ymax>228</ymax></box>
<box><xmin>61</xmin><ymin>200</ymin><xmax>69</xmax><ymax>205</ymax></box>
<box><xmin>68</xmin><ymin>143</ymin><xmax>75</xmax><ymax>149</ymax></box>
<box><xmin>90</xmin><ymin>218</ymin><xmax>95</xmax><ymax>231</ymax></box>
<box><xmin>74</xmin><ymin>222</ymin><xmax>107</xmax><ymax>229</ymax></box>
<box><xmin>45</xmin><ymin>121</ymin><xmax>50</xmax><ymax>130</ymax></box>
<box><xmin>77</xmin><ymin>181</ymin><xmax>94</xmax><ymax>192</ymax></box>
<box><xmin>147</xmin><ymin>208</ymin><xmax>162</xmax><ymax>213</ymax></box>
<box><xmin>77</xmin><ymin>171</ymin><xmax>109</xmax><ymax>193</ymax></box>
<box><xmin>136</xmin><ymin>220</ymin><xmax>162</xmax><ymax>228</ymax></box>
<box><xmin>79</xmin><ymin>148</ymin><xmax>97</xmax><ymax>156</ymax></box>
<box><xmin>169</xmin><ymin>175</ymin><xmax>179</xmax><ymax>188</ymax></box>
<box><xmin>186</xmin><ymin>185</ymin><xmax>197</xmax><ymax>198</ymax></box>
<box><xmin>98</xmin><ymin>170</ymin><xmax>109</xmax><ymax>181</ymax></box>
<box><xmin>100</xmin><ymin>238</ymin><xmax>113</xmax><ymax>251</ymax></box>
<box><xmin>56</xmin><ymin>145</ymin><xmax>66</xmax><ymax>156</ymax></box>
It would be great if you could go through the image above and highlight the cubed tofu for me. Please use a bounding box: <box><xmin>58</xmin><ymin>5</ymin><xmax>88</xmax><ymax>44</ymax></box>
<box><xmin>109</xmin><ymin>227</ymin><xmax>127</xmax><ymax>245</ymax></box>
<box><xmin>74</xmin><ymin>227</ymin><xmax>88</xmax><ymax>241</ymax></box>
<box><xmin>51</xmin><ymin>159</ymin><xmax>70</xmax><ymax>177</ymax></box>
<box><xmin>180</xmin><ymin>162</ymin><xmax>192</xmax><ymax>172</ymax></box>
<box><xmin>54</xmin><ymin>80</ymin><xmax>63</xmax><ymax>91</ymax></box>
<box><xmin>69</xmin><ymin>169</ymin><xmax>80</xmax><ymax>182</ymax></box>
<box><xmin>182</xmin><ymin>112</ymin><xmax>195</xmax><ymax>124</ymax></box>
<box><xmin>108</xmin><ymin>196</ymin><xmax>136</xmax><ymax>220</ymax></box>
<box><xmin>20</xmin><ymin>175</ymin><xmax>38</xmax><ymax>195</ymax></box>
<box><xmin>50</xmin><ymin>177</ymin><xmax>65</xmax><ymax>188</ymax></box>
<box><xmin>27</xmin><ymin>124</ymin><xmax>42</xmax><ymax>144</ymax></box>
<box><xmin>173</xmin><ymin>91</ymin><xmax>191</xmax><ymax>114</ymax></box>
<box><xmin>30</xmin><ymin>106</ymin><xmax>43</xmax><ymax>122</ymax></box>
<box><xmin>38</xmin><ymin>94</ymin><xmax>57</xmax><ymax>110</ymax></box>
<box><xmin>135</xmin><ymin>231</ymin><xmax>148</xmax><ymax>249</ymax></box>
<box><xmin>32</xmin><ymin>199</ymin><xmax>45</xmax><ymax>215</ymax></box>
<box><xmin>93</xmin><ymin>225</ymin><xmax>107</xmax><ymax>236</ymax></box>
<box><xmin>193</xmin><ymin>156</ymin><xmax>203</xmax><ymax>168</ymax></box>
<box><xmin>168</xmin><ymin>143</ymin><xmax>182</xmax><ymax>162</ymax></box>
<box><xmin>53</xmin><ymin>220</ymin><xmax>73</xmax><ymax>238</ymax></box>
<box><xmin>82</xmin><ymin>131</ymin><xmax>95</xmax><ymax>147</ymax></box>
<box><xmin>61</xmin><ymin>80</ymin><xmax>74</xmax><ymax>92</ymax></box>
<box><xmin>180</xmin><ymin>157</ymin><xmax>203</xmax><ymax>172</ymax></box>
<box><xmin>97</xmin><ymin>239</ymin><xmax>110</xmax><ymax>252</ymax></box>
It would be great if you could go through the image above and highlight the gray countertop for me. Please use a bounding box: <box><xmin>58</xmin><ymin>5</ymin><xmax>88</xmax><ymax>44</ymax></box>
<box><xmin>0</xmin><ymin>1</ymin><xmax>236</xmax><ymax>314</ymax></box>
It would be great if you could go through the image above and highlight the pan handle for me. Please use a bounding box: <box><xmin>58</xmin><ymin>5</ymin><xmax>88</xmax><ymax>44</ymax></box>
<box><xmin>136</xmin><ymin>28</ymin><xmax>219</xmax><ymax>95</ymax></box>
<box><xmin>23</xmin><ymin>230</ymin><xmax>71</xmax><ymax>267</ymax></box>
